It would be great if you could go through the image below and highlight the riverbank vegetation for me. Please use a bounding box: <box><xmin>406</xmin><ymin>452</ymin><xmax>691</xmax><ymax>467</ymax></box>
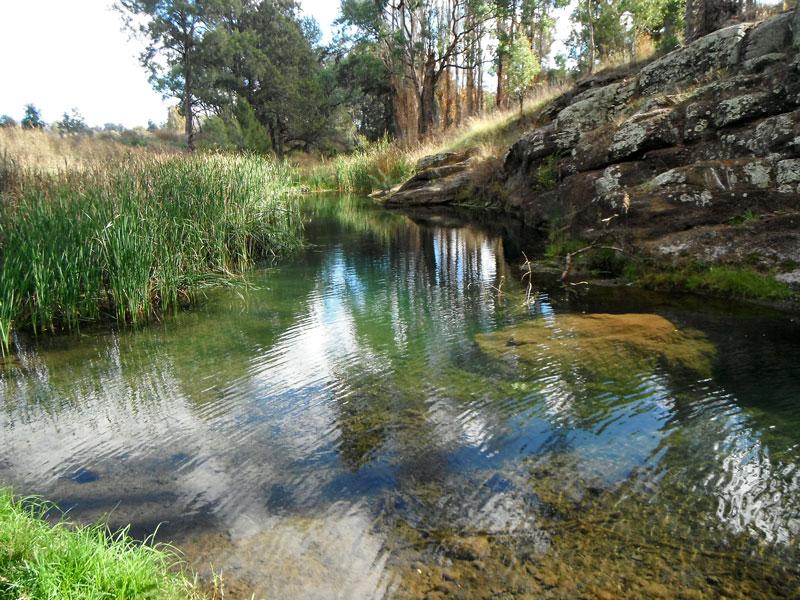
<box><xmin>0</xmin><ymin>489</ymin><xmax>207</xmax><ymax>600</ymax></box>
<box><xmin>0</xmin><ymin>153</ymin><xmax>302</xmax><ymax>356</ymax></box>
<box><xmin>625</xmin><ymin>263</ymin><xmax>794</xmax><ymax>301</ymax></box>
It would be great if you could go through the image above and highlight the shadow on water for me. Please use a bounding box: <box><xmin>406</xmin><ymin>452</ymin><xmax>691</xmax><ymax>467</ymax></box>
<box><xmin>1</xmin><ymin>195</ymin><xmax>799</xmax><ymax>598</ymax></box>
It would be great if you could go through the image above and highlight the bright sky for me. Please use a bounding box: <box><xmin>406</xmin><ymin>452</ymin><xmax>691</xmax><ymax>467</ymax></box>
<box><xmin>0</xmin><ymin>1</ymin><xmax>571</xmax><ymax>129</ymax></box>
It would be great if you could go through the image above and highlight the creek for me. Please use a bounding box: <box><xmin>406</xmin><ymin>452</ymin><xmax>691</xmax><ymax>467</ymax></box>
<box><xmin>1</xmin><ymin>195</ymin><xmax>798</xmax><ymax>598</ymax></box>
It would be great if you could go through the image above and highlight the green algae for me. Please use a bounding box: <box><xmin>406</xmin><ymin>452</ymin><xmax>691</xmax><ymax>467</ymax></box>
<box><xmin>476</xmin><ymin>312</ymin><xmax>716</xmax><ymax>379</ymax></box>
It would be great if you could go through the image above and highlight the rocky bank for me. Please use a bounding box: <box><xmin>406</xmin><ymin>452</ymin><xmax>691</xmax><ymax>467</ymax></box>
<box><xmin>386</xmin><ymin>10</ymin><xmax>800</xmax><ymax>289</ymax></box>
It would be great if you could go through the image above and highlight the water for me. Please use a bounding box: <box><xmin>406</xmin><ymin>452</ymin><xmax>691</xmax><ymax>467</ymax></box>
<box><xmin>1</xmin><ymin>195</ymin><xmax>799</xmax><ymax>598</ymax></box>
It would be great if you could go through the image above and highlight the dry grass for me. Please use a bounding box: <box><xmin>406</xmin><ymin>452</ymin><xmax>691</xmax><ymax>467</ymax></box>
<box><xmin>302</xmin><ymin>82</ymin><xmax>570</xmax><ymax>193</ymax></box>
<box><xmin>434</xmin><ymin>83</ymin><xmax>570</xmax><ymax>157</ymax></box>
<box><xmin>0</xmin><ymin>127</ymin><xmax>180</xmax><ymax>174</ymax></box>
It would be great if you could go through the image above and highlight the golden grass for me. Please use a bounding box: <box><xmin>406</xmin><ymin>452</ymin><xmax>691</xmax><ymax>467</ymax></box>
<box><xmin>435</xmin><ymin>83</ymin><xmax>569</xmax><ymax>157</ymax></box>
<box><xmin>0</xmin><ymin>127</ymin><xmax>179</xmax><ymax>174</ymax></box>
<box><xmin>301</xmin><ymin>82</ymin><xmax>570</xmax><ymax>193</ymax></box>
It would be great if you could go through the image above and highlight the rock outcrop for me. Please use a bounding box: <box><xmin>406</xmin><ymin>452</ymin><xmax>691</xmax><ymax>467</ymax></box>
<box><xmin>385</xmin><ymin>148</ymin><xmax>479</xmax><ymax>206</ymax></box>
<box><xmin>500</xmin><ymin>13</ymin><xmax>800</xmax><ymax>277</ymax></box>
<box><xmin>386</xmin><ymin>11</ymin><xmax>800</xmax><ymax>285</ymax></box>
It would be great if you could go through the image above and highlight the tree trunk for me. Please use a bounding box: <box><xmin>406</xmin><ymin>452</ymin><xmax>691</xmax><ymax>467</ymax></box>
<box><xmin>269</xmin><ymin>118</ymin><xmax>283</xmax><ymax>160</ymax></box>
<box><xmin>184</xmin><ymin>47</ymin><xmax>195</xmax><ymax>153</ymax></box>
<box><xmin>455</xmin><ymin>62</ymin><xmax>462</xmax><ymax>126</ymax></box>
<box><xmin>685</xmin><ymin>0</ymin><xmax>695</xmax><ymax>42</ymax></box>
<box><xmin>444</xmin><ymin>66</ymin><xmax>453</xmax><ymax>129</ymax></box>
<box><xmin>418</xmin><ymin>57</ymin><xmax>440</xmax><ymax>137</ymax></box>
<box><xmin>466</xmin><ymin>61</ymin><xmax>475</xmax><ymax>116</ymax></box>
<box><xmin>496</xmin><ymin>6</ymin><xmax>506</xmax><ymax>110</ymax></box>
<box><xmin>586</xmin><ymin>0</ymin><xmax>595</xmax><ymax>74</ymax></box>
<box><xmin>794</xmin><ymin>0</ymin><xmax>800</xmax><ymax>49</ymax></box>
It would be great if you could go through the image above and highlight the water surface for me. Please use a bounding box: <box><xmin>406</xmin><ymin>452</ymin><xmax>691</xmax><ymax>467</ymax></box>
<box><xmin>1</xmin><ymin>196</ymin><xmax>799</xmax><ymax>598</ymax></box>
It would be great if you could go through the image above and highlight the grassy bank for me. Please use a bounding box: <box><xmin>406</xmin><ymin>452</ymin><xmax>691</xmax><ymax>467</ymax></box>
<box><xmin>0</xmin><ymin>154</ymin><xmax>303</xmax><ymax>356</ymax></box>
<box><xmin>0</xmin><ymin>489</ymin><xmax>205</xmax><ymax>600</ymax></box>
<box><xmin>626</xmin><ymin>263</ymin><xmax>793</xmax><ymax>301</ymax></box>
<box><xmin>303</xmin><ymin>85</ymin><xmax>567</xmax><ymax>194</ymax></box>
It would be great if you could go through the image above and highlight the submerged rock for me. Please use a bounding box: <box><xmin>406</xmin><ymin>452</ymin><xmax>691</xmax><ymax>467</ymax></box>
<box><xmin>476</xmin><ymin>313</ymin><xmax>716</xmax><ymax>377</ymax></box>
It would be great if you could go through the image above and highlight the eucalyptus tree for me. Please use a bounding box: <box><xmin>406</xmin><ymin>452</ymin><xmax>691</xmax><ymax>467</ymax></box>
<box><xmin>340</xmin><ymin>0</ymin><xmax>493</xmax><ymax>140</ymax></box>
<box><xmin>520</xmin><ymin>0</ymin><xmax>569</xmax><ymax>62</ymax></box>
<box><xmin>506</xmin><ymin>35</ymin><xmax>540</xmax><ymax>113</ymax></box>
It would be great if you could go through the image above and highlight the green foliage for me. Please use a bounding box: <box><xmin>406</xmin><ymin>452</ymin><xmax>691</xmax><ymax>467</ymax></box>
<box><xmin>535</xmin><ymin>154</ymin><xmax>559</xmax><ymax>188</ymax></box>
<box><xmin>57</xmin><ymin>108</ymin><xmax>91</xmax><ymax>136</ymax></box>
<box><xmin>545</xmin><ymin>237</ymin><xmax>585</xmax><ymax>258</ymax></box>
<box><xmin>233</xmin><ymin>98</ymin><xmax>271</xmax><ymax>154</ymax></box>
<box><xmin>570</xmin><ymin>0</ymin><xmax>684</xmax><ymax>72</ymax></box>
<box><xmin>506</xmin><ymin>36</ymin><xmax>541</xmax><ymax>110</ymax></box>
<box><xmin>628</xmin><ymin>264</ymin><xmax>793</xmax><ymax>300</ymax></box>
<box><xmin>333</xmin><ymin>42</ymin><xmax>394</xmax><ymax>142</ymax></box>
<box><xmin>0</xmin><ymin>489</ymin><xmax>203</xmax><ymax>600</ymax></box>
<box><xmin>0</xmin><ymin>115</ymin><xmax>17</xmax><ymax>128</ymax></box>
<box><xmin>197</xmin><ymin>115</ymin><xmax>233</xmax><ymax>151</ymax></box>
<box><xmin>0</xmin><ymin>155</ymin><xmax>303</xmax><ymax>356</ymax></box>
<box><xmin>197</xmin><ymin>100</ymin><xmax>272</xmax><ymax>154</ymax></box>
<box><xmin>21</xmin><ymin>104</ymin><xmax>45</xmax><ymax>129</ymax></box>
<box><xmin>727</xmin><ymin>209</ymin><xmax>760</xmax><ymax>225</ymax></box>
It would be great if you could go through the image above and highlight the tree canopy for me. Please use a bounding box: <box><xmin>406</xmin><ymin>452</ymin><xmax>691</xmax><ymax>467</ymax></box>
<box><xmin>112</xmin><ymin>0</ymin><xmax>768</xmax><ymax>150</ymax></box>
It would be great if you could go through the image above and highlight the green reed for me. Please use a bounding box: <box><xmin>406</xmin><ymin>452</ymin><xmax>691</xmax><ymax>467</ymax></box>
<box><xmin>306</xmin><ymin>139</ymin><xmax>416</xmax><ymax>193</ymax></box>
<box><xmin>0</xmin><ymin>154</ymin><xmax>303</xmax><ymax>355</ymax></box>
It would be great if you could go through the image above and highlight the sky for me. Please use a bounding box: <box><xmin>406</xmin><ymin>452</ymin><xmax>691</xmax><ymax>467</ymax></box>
<box><xmin>0</xmin><ymin>0</ymin><xmax>571</xmax><ymax>129</ymax></box>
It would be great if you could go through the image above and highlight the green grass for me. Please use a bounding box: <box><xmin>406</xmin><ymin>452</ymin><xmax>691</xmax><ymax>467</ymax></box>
<box><xmin>727</xmin><ymin>209</ymin><xmax>760</xmax><ymax>225</ymax></box>
<box><xmin>535</xmin><ymin>154</ymin><xmax>559</xmax><ymax>189</ymax></box>
<box><xmin>0</xmin><ymin>489</ymin><xmax>204</xmax><ymax>600</ymax></box>
<box><xmin>305</xmin><ymin>138</ymin><xmax>416</xmax><ymax>193</ymax></box>
<box><xmin>0</xmin><ymin>154</ymin><xmax>303</xmax><ymax>356</ymax></box>
<box><xmin>627</xmin><ymin>264</ymin><xmax>793</xmax><ymax>300</ymax></box>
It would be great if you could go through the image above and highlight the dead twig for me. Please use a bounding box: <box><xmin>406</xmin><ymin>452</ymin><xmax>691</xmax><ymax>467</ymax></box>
<box><xmin>561</xmin><ymin>244</ymin><xmax>625</xmax><ymax>283</ymax></box>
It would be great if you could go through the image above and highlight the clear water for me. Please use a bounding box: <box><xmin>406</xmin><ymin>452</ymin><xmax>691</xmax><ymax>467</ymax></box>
<box><xmin>1</xmin><ymin>195</ymin><xmax>799</xmax><ymax>598</ymax></box>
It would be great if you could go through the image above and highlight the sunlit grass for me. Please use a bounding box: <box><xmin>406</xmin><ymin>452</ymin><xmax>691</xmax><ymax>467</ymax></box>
<box><xmin>304</xmin><ymin>83</ymin><xmax>568</xmax><ymax>194</ymax></box>
<box><xmin>0</xmin><ymin>126</ymin><xmax>180</xmax><ymax>174</ymax></box>
<box><xmin>304</xmin><ymin>138</ymin><xmax>417</xmax><ymax>193</ymax></box>
<box><xmin>0</xmin><ymin>489</ymin><xmax>206</xmax><ymax>600</ymax></box>
<box><xmin>626</xmin><ymin>263</ymin><xmax>793</xmax><ymax>300</ymax></box>
<box><xmin>0</xmin><ymin>154</ymin><xmax>303</xmax><ymax>356</ymax></box>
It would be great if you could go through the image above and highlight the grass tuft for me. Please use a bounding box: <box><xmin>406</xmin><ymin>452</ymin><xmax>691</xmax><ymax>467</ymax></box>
<box><xmin>0</xmin><ymin>489</ymin><xmax>204</xmax><ymax>600</ymax></box>
<box><xmin>627</xmin><ymin>263</ymin><xmax>793</xmax><ymax>301</ymax></box>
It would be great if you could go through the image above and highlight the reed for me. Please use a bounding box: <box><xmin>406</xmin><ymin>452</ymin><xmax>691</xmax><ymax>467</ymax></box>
<box><xmin>0</xmin><ymin>489</ymin><xmax>205</xmax><ymax>600</ymax></box>
<box><xmin>306</xmin><ymin>138</ymin><xmax>417</xmax><ymax>193</ymax></box>
<box><xmin>0</xmin><ymin>154</ymin><xmax>303</xmax><ymax>355</ymax></box>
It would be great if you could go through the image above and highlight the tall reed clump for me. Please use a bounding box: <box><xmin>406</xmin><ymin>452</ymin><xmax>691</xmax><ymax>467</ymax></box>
<box><xmin>0</xmin><ymin>154</ymin><xmax>303</xmax><ymax>356</ymax></box>
<box><xmin>307</xmin><ymin>139</ymin><xmax>416</xmax><ymax>193</ymax></box>
<box><xmin>0</xmin><ymin>489</ymin><xmax>205</xmax><ymax>600</ymax></box>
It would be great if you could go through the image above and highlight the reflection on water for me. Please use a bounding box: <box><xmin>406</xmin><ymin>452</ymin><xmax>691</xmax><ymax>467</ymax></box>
<box><xmin>1</xmin><ymin>195</ymin><xmax>799</xmax><ymax>598</ymax></box>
